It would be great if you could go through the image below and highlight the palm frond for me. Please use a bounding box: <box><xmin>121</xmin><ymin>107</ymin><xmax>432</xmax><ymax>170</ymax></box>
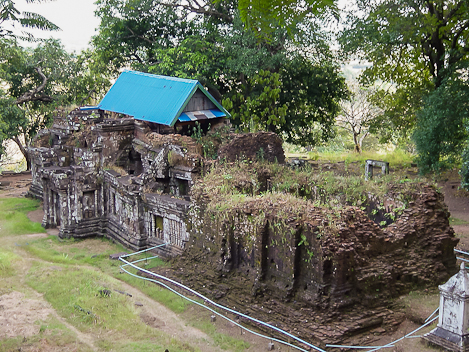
<box><xmin>20</xmin><ymin>12</ymin><xmax>60</xmax><ymax>31</ymax></box>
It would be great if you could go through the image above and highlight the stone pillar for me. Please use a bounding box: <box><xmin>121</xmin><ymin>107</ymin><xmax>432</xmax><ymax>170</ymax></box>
<box><xmin>365</xmin><ymin>162</ymin><xmax>373</xmax><ymax>181</ymax></box>
<box><xmin>423</xmin><ymin>262</ymin><xmax>469</xmax><ymax>351</ymax></box>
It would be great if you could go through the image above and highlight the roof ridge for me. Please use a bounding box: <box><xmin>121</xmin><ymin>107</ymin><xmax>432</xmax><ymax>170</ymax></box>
<box><xmin>124</xmin><ymin>70</ymin><xmax>199</xmax><ymax>84</ymax></box>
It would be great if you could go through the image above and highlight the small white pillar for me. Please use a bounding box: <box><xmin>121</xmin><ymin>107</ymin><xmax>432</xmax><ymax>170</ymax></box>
<box><xmin>423</xmin><ymin>263</ymin><xmax>469</xmax><ymax>351</ymax></box>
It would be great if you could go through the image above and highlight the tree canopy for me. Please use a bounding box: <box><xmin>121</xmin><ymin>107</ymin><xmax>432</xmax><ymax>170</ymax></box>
<box><xmin>413</xmin><ymin>62</ymin><xmax>469</xmax><ymax>174</ymax></box>
<box><xmin>340</xmin><ymin>0</ymin><xmax>469</xmax><ymax>174</ymax></box>
<box><xmin>92</xmin><ymin>0</ymin><xmax>347</xmax><ymax>147</ymax></box>
<box><xmin>235</xmin><ymin>0</ymin><xmax>339</xmax><ymax>38</ymax></box>
<box><xmin>0</xmin><ymin>38</ymin><xmax>111</xmax><ymax>167</ymax></box>
<box><xmin>340</xmin><ymin>0</ymin><xmax>469</xmax><ymax>135</ymax></box>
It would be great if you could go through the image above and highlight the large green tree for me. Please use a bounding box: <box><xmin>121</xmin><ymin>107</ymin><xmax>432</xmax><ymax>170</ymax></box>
<box><xmin>340</xmin><ymin>0</ymin><xmax>469</xmax><ymax>171</ymax></box>
<box><xmin>413</xmin><ymin>62</ymin><xmax>469</xmax><ymax>174</ymax></box>
<box><xmin>0</xmin><ymin>39</ymin><xmax>111</xmax><ymax>168</ymax></box>
<box><xmin>93</xmin><ymin>0</ymin><xmax>347</xmax><ymax>147</ymax></box>
<box><xmin>235</xmin><ymin>0</ymin><xmax>339</xmax><ymax>38</ymax></box>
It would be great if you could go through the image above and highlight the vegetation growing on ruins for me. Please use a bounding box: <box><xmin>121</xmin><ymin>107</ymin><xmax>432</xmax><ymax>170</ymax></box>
<box><xmin>193</xmin><ymin>160</ymin><xmax>422</xmax><ymax>219</ymax></box>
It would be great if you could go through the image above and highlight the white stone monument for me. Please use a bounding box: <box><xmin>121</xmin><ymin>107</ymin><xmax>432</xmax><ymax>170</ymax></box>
<box><xmin>423</xmin><ymin>262</ymin><xmax>469</xmax><ymax>351</ymax></box>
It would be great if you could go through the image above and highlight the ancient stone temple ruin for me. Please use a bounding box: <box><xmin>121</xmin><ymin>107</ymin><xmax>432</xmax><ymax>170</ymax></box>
<box><xmin>28</xmin><ymin>71</ymin><xmax>231</xmax><ymax>256</ymax></box>
<box><xmin>28</xmin><ymin>71</ymin><xmax>461</xmax><ymax>346</ymax></box>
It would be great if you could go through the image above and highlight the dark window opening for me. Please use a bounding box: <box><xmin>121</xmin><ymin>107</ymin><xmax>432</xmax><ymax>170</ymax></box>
<box><xmin>178</xmin><ymin>179</ymin><xmax>189</xmax><ymax>196</ymax></box>
<box><xmin>128</xmin><ymin>149</ymin><xmax>143</xmax><ymax>176</ymax></box>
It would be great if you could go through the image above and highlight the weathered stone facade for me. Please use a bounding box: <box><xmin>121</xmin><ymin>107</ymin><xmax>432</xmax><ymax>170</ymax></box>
<box><xmin>29</xmin><ymin>108</ymin><xmax>206</xmax><ymax>256</ymax></box>
<box><xmin>150</xmin><ymin>166</ymin><xmax>460</xmax><ymax>346</ymax></box>
<box><xmin>29</xmin><ymin>107</ymin><xmax>460</xmax><ymax>346</ymax></box>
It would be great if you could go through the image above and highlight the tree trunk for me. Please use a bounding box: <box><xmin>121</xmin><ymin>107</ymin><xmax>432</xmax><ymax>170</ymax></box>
<box><xmin>12</xmin><ymin>135</ymin><xmax>31</xmax><ymax>170</ymax></box>
<box><xmin>353</xmin><ymin>133</ymin><xmax>361</xmax><ymax>153</ymax></box>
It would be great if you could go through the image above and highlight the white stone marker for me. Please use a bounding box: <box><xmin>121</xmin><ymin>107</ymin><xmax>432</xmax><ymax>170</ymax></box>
<box><xmin>423</xmin><ymin>262</ymin><xmax>469</xmax><ymax>351</ymax></box>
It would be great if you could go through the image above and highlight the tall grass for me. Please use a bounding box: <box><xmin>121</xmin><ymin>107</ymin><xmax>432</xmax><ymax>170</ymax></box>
<box><xmin>312</xmin><ymin>149</ymin><xmax>415</xmax><ymax>168</ymax></box>
<box><xmin>0</xmin><ymin>198</ymin><xmax>44</xmax><ymax>236</ymax></box>
<box><xmin>0</xmin><ymin>249</ymin><xmax>19</xmax><ymax>277</ymax></box>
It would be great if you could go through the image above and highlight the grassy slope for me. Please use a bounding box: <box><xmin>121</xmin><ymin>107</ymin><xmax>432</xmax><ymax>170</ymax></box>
<box><xmin>0</xmin><ymin>198</ymin><xmax>252</xmax><ymax>352</ymax></box>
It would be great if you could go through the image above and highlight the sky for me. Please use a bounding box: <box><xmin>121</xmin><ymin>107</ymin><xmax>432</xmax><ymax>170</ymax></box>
<box><xmin>13</xmin><ymin>0</ymin><xmax>100</xmax><ymax>52</ymax></box>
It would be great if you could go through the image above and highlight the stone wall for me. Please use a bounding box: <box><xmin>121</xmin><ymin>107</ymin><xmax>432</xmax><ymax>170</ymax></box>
<box><xmin>28</xmin><ymin>108</ymin><xmax>197</xmax><ymax>255</ymax></box>
<box><xmin>185</xmin><ymin>185</ymin><xmax>457</xmax><ymax>305</ymax></box>
<box><xmin>154</xmin><ymin>182</ymin><xmax>458</xmax><ymax>346</ymax></box>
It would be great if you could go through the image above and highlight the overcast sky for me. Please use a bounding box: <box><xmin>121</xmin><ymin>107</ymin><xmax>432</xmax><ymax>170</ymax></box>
<box><xmin>14</xmin><ymin>0</ymin><xmax>100</xmax><ymax>52</ymax></box>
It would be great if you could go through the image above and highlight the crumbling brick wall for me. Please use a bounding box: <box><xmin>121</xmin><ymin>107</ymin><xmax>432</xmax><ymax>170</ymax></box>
<box><xmin>186</xmin><ymin>185</ymin><xmax>457</xmax><ymax>307</ymax></box>
<box><xmin>153</xmin><ymin>181</ymin><xmax>458</xmax><ymax>346</ymax></box>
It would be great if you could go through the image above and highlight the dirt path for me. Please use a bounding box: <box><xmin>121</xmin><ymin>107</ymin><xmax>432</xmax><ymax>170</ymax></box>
<box><xmin>1</xmin><ymin>206</ymin><xmax>268</xmax><ymax>351</ymax></box>
<box><xmin>0</xmin><ymin>230</ymin><xmax>221</xmax><ymax>352</ymax></box>
<box><xmin>0</xmin><ymin>231</ymin><xmax>98</xmax><ymax>351</ymax></box>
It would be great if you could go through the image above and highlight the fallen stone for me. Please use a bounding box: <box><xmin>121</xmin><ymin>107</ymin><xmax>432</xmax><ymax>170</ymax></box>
<box><xmin>109</xmin><ymin>252</ymin><xmax>128</xmax><ymax>260</ymax></box>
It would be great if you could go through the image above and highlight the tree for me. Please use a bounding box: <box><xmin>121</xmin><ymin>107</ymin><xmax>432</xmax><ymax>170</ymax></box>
<box><xmin>461</xmin><ymin>132</ymin><xmax>469</xmax><ymax>190</ymax></box>
<box><xmin>93</xmin><ymin>0</ymin><xmax>347</xmax><ymax>147</ymax></box>
<box><xmin>0</xmin><ymin>0</ymin><xmax>59</xmax><ymax>40</ymax></box>
<box><xmin>0</xmin><ymin>39</ymin><xmax>111</xmax><ymax>168</ymax></box>
<box><xmin>340</xmin><ymin>0</ymin><xmax>469</xmax><ymax>173</ymax></box>
<box><xmin>235</xmin><ymin>0</ymin><xmax>338</xmax><ymax>38</ymax></box>
<box><xmin>340</xmin><ymin>0</ymin><xmax>469</xmax><ymax>134</ymax></box>
<box><xmin>222</xmin><ymin>69</ymin><xmax>288</xmax><ymax>132</ymax></box>
<box><xmin>337</xmin><ymin>83</ymin><xmax>382</xmax><ymax>153</ymax></box>
<box><xmin>413</xmin><ymin>62</ymin><xmax>469</xmax><ymax>174</ymax></box>
<box><xmin>278</xmin><ymin>56</ymin><xmax>346</xmax><ymax>146</ymax></box>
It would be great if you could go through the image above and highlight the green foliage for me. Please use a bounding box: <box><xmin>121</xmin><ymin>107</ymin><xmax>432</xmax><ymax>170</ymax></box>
<box><xmin>461</xmin><ymin>138</ymin><xmax>469</xmax><ymax>190</ymax></box>
<box><xmin>0</xmin><ymin>0</ymin><xmax>60</xmax><ymax>40</ymax></box>
<box><xmin>413</xmin><ymin>63</ymin><xmax>469</xmax><ymax>174</ymax></box>
<box><xmin>235</xmin><ymin>0</ymin><xmax>339</xmax><ymax>40</ymax></box>
<box><xmin>93</xmin><ymin>0</ymin><xmax>346</xmax><ymax>147</ymax></box>
<box><xmin>278</xmin><ymin>57</ymin><xmax>347</xmax><ymax>146</ymax></box>
<box><xmin>340</xmin><ymin>0</ymin><xmax>469</xmax><ymax>139</ymax></box>
<box><xmin>223</xmin><ymin>69</ymin><xmax>287</xmax><ymax>132</ymax></box>
<box><xmin>0</xmin><ymin>38</ymin><xmax>111</xmax><ymax>164</ymax></box>
<box><xmin>193</xmin><ymin>160</ymin><xmax>420</xmax><ymax>215</ymax></box>
<box><xmin>93</xmin><ymin>0</ymin><xmax>194</xmax><ymax>76</ymax></box>
<box><xmin>0</xmin><ymin>197</ymin><xmax>43</xmax><ymax>236</ymax></box>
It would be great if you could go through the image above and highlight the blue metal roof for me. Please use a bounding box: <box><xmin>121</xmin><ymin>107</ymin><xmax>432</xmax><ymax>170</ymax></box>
<box><xmin>97</xmin><ymin>70</ymin><xmax>230</xmax><ymax>126</ymax></box>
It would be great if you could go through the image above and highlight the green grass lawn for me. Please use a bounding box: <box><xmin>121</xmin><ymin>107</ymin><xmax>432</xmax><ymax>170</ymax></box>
<box><xmin>284</xmin><ymin>144</ymin><xmax>415</xmax><ymax>169</ymax></box>
<box><xmin>0</xmin><ymin>249</ymin><xmax>19</xmax><ymax>277</ymax></box>
<box><xmin>0</xmin><ymin>198</ymin><xmax>44</xmax><ymax>236</ymax></box>
<box><xmin>0</xmin><ymin>197</ymin><xmax>252</xmax><ymax>351</ymax></box>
